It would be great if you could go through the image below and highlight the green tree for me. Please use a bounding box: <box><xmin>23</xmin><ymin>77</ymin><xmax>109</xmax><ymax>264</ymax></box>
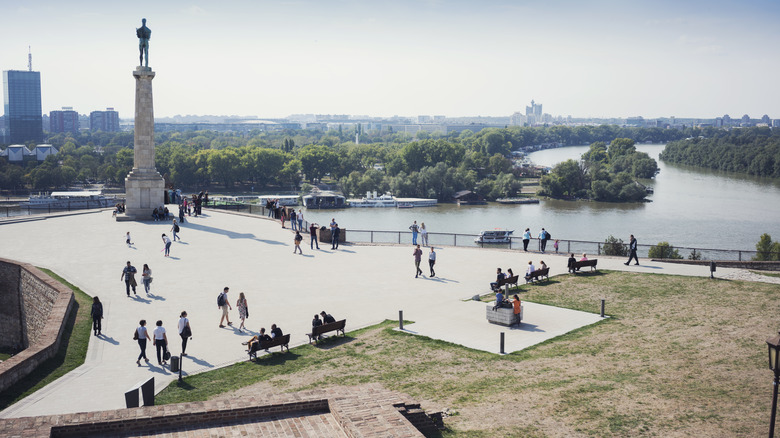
<box><xmin>299</xmin><ymin>145</ymin><xmax>339</xmax><ymax>182</ymax></box>
<box><xmin>754</xmin><ymin>233</ymin><xmax>780</xmax><ymax>261</ymax></box>
<box><xmin>603</xmin><ymin>235</ymin><xmax>627</xmax><ymax>256</ymax></box>
<box><xmin>648</xmin><ymin>241</ymin><xmax>683</xmax><ymax>259</ymax></box>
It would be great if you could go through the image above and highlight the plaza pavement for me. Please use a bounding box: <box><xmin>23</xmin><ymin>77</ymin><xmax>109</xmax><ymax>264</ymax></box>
<box><xmin>0</xmin><ymin>208</ymin><xmax>741</xmax><ymax>418</ymax></box>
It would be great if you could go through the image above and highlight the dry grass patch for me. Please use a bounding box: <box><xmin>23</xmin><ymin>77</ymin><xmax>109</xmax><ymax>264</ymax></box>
<box><xmin>158</xmin><ymin>271</ymin><xmax>780</xmax><ymax>437</ymax></box>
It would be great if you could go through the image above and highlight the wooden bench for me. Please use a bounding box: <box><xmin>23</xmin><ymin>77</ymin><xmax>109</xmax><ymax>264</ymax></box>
<box><xmin>525</xmin><ymin>267</ymin><xmax>550</xmax><ymax>283</ymax></box>
<box><xmin>570</xmin><ymin>259</ymin><xmax>598</xmax><ymax>273</ymax></box>
<box><xmin>248</xmin><ymin>334</ymin><xmax>290</xmax><ymax>361</ymax></box>
<box><xmin>492</xmin><ymin>275</ymin><xmax>519</xmax><ymax>293</ymax></box>
<box><xmin>307</xmin><ymin>319</ymin><xmax>346</xmax><ymax>344</ymax></box>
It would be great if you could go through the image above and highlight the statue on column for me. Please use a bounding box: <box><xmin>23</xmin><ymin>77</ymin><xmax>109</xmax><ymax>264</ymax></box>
<box><xmin>136</xmin><ymin>18</ymin><xmax>152</xmax><ymax>67</ymax></box>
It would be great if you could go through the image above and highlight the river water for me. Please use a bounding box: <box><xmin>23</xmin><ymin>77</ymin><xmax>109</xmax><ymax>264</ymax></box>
<box><xmin>304</xmin><ymin>145</ymin><xmax>780</xmax><ymax>252</ymax></box>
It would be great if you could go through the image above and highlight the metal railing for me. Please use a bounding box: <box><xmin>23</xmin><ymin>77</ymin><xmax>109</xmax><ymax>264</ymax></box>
<box><xmin>205</xmin><ymin>202</ymin><xmax>775</xmax><ymax>261</ymax></box>
<box><xmin>0</xmin><ymin>199</ymin><xmax>124</xmax><ymax>218</ymax></box>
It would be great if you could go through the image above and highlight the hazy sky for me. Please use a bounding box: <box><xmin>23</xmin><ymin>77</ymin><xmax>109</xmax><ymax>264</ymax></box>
<box><xmin>2</xmin><ymin>0</ymin><xmax>779</xmax><ymax>119</ymax></box>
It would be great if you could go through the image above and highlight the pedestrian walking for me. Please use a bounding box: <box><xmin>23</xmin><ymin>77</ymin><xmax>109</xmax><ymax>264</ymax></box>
<box><xmin>237</xmin><ymin>292</ymin><xmax>248</xmax><ymax>332</ymax></box>
<box><xmin>294</xmin><ymin>230</ymin><xmax>304</xmax><ymax>254</ymax></box>
<box><xmin>297</xmin><ymin>209</ymin><xmax>304</xmax><ymax>231</ymax></box>
<box><xmin>91</xmin><ymin>296</ymin><xmax>103</xmax><ymax>336</ymax></box>
<box><xmin>178</xmin><ymin>205</ymin><xmax>185</xmax><ymax>223</ymax></box>
<box><xmin>218</xmin><ymin>287</ymin><xmax>233</xmax><ymax>328</ymax></box>
<box><xmin>135</xmin><ymin>319</ymin><xmax>151</xmax><ymax>365</ymax></box>
<box><xmin>290</xmin><ymin>209</ymin><xmax>297</xmax><ymax>231</ymax></box>
<box><xmin>126</xmin><ymin>231</ymin><xmax>133</xmax><ymax>247</ymax></box>
<box><xmin>409</xmin><ymin>221</ymin><xmax>419</xmax><ymax>245</ymax></box>
<box><xmin>428</xmin><ymin>246</ymin><xmax>436</xmax><ymax>277</ymax></box>
<box><xmin>141</xmin><ymin>263</ymin><xmax>152</xmax><ymax>295</ymax></box>
<box><xmin>420</xmin><ymin>222</ymin><xmax>428</xmax><ymax>246</ymax></box>
<box><xmin>178</xmin><ymin>311</ymin><xmax>192</xmax><ymax>356</ymax></box>
<box><xmin>522</xmin><ymin>228</ymin><xmax>530</xmax><ymax>251</ymax></box>
<box><xmin>280</xmin><ymin>208</ymin><xmax>286</xmax><ymax>228</ymax></box>
<box><xmin>121</xmin><ymin>261</ymin><xmax>138</xmax><ymax>296</ymax></box>
<box><xmin>171</xmin><ymin>219</ymin><xmax>181</xmax><ymax>241</ymax></box>
<box><xmin>152</xmin><ymin>320</ymin><xmax>169</xmax><ymax>366</ymax></box>
<box><xmin>413</xmin><ymin>244</ymin><xmax>423</xmax><ymax>278</ymax></box>
<box><xmin>309</xmin><ymin>222</ymin><xmax>320</xmax><ymax>250</ymax></box>
<box><xmin>625</xmin><ymin>234</ymin><xmax>639</xmax><ymax>265</ymax></box>
<box><xmin>162</xmin><ymin>233</ymin><xmax>172</xmax><ymax>257</ymax></box>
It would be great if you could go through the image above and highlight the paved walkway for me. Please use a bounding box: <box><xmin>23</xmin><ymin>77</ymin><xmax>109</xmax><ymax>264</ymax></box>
<box><xmin>0</xmin><ymin>208</ymin><xmax>747</xmax><ymax>418</ymax></box>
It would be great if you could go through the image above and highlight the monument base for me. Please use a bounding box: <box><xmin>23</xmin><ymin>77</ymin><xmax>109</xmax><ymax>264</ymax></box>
<box><xmin>118</xmin><ymin>168</ymin><xmax>165</xmax><ymax>221</ymax></box>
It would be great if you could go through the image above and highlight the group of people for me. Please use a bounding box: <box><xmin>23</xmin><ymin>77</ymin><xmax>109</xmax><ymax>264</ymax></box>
<box><xmin>412</xmin><ymin>245</ymin><xmax>436</xmax><ymax>278</ymax></box>
<box><xmin>408</xmin><ymin>221</ymin><xmax>429</xmax><ymax>246</ymax></box>
<box><xmin>243</xmin><ymin>324</ymin><xmax>285</xmax><ymax>353</ymax></box>
<box><xmin>121</xmin><ymin>261</ymin><xmax>155</xmax><ymax>296</ymax></box>
<box><xmin>521</xmin><ymin>228</ymin><xmax>558</xmax><ymax>253</ymax></box>
<box><xmin>524</xmin><ymin>259</ymin><xmax>548</xmax><ymax>282</ymax></box>
<box><xmin>151</xmin><ymin>206</ymin><xmax>170</xmax><ymax>221</ymax></box>
<box><xmin>133</xmin><ymin>312</ymin><xmax>192</xmax><ymax>367</ymax></box>
<box><xmin>493</xmin><ymin>290</ymin><xmax>522</xmax><ymax>325</ymax></box>
<box><xmin>311</xmin><ymin>311</ymin><xmax>337</xmax><ymax>340</ymax></box>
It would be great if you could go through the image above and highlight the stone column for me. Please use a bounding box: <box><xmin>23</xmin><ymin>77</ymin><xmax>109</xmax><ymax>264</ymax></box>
<box><xmin>120</xmin><ymin>66</ymin><xmax>165</xmax><ymax>221</ymax></box>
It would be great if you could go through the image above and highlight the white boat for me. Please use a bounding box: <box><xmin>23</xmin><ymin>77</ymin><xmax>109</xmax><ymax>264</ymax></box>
<box><xmin>258</xmin><ymin>195</ymin><xmax>300</xmax><ymax>206</ymax></box>
<box><xmin>348</xmin><ymin>191</ymin><xmax>397</xmax><ymax>208</ymax></box>
<box><xmin>474</xmin><ymin>229</ymin><xmax>514</xmax><ymax>244</ymax></box>
<box><xmin>396</xmin><ymin>202</ymin><xmax>414</xmax><ymax>209</ymax></box>
<box><xmin>395</xmin><ymin>197</ymin><xmax>438</xmax><ymax>207</ymax></box>
<box><xmin>23</xmin><ymin>191</ymin><xmax>119</xmax><ymax>209</ymax></box>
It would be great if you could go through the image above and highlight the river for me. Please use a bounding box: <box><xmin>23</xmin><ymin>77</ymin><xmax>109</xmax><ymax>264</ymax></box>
<box><xmin>303</xmin><ymin>144</ymin><xmax>780</xmax><ymax>252</ymax></box>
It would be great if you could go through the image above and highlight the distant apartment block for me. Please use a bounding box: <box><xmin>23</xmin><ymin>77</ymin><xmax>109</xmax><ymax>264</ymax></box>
<box><xmin>3</xmin><ymin>70</ymin><xmax>43</xmax><ymax>144</ymax></box>
<box><xmin>89</xmin><ymin>108</ymin><xmax>120</xmax><ymax>132</ymax></box>
<box><xmin>49</xmin><ymin>107</ymin><xmax>79</xmax><ymax>133</ymax></box>
<box><xmin>509</xmin><ymin>112</ymin><xmax>527</xmax><ymax>126</ymax></box>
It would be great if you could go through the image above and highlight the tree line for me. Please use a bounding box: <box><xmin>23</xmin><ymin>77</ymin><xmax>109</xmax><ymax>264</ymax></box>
<box><xmin>659</xmin><ymin>127</ymin><xmax>780</xmax><ymax>178</ymax></box>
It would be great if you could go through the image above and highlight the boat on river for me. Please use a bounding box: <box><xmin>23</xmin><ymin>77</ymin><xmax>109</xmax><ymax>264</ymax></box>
<box><xmin>348</xmin><ymin>192</ymin><xmax>397</xmax><ymax>208</ymax></box>
<box><xmin>496</xmin><ymin>198</ymin><xmax>540</xmax><ymax>205</ymax></box>
<box><xmin>474</xmin><ymin>229</ymin><xmax>514</xmax><ymax>244</ymax></box>
<box><xmin>23</xmin><ymin>191</ymin><xmax>119</xmax><ymax>209</ymax></box>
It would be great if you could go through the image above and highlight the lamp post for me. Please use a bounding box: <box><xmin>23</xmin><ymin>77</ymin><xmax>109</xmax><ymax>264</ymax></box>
<box><xmin>767</xmin><ymin>331</ymin><xmax>780</xmax><ymax>437</ymax></box>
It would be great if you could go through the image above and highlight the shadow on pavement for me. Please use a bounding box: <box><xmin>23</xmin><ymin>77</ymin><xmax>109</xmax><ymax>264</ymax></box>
<box><xmin>98</xmin><ymin>335</ymin><xmax>119</xmax><ymax>345</ymax></box>
<box><xmin>184</xmin><ymin>354</ymin><xmax>213</xmax><ymax>368</ymax></box>
<box><xmin>130</xmin><ymin>295</ymin><xmax>151</xmax><ymax>304</ymax></box>
<box><xmin>509</xmin><ymin>322</ymin><xmax>545</xmax><ymax>333</ymax></box>
<box><xmin>314</xmin><ymin>336</ymin><xmax>355</xmax><ymax>350</ymax></box>
<box><xmin>184</xmin><ymin>221</ymin><xmax>285</xmax><ymax>245</ymax></box>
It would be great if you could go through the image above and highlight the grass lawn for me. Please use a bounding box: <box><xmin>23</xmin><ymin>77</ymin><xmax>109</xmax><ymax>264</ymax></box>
<box><xmin>156</xmin><ymin>271</ymin><xmax>779</xmax><ymax>437</ymax></box>
<box><xmin>0</xmin><ymin>269</ymin><xmax>92</xmax><ymax>411</ymax></box>
<box><xmin>751</xmin><ymin>270</ymin><xmax>780</xmax><ymax>279</ymax></box>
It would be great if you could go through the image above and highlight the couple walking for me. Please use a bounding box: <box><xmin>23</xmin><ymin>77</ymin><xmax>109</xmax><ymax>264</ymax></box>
<box><xmin>413</xmin><ymin>245</ymin><xmax>436</xmax><ymax>278</ymax></box>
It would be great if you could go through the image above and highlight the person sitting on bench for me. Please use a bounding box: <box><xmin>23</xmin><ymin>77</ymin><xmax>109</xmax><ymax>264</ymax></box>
<box><xmin>320</xmin><ymin>311</ymin><xmax>336</xmax><ymax>324</ymax></box>
<box><xmin>270</xmin><ymin>324</ymin><xmax>283</xmax><ymax>339</ymax></box>
<box><xmin>524</xmin><ymin>260</ymin><xmax>536</xmax><ymax>282</ymax></box>
<box><xmin>568</xmin><ymin>253</ymin><xmax>577</xmax><ymax>273</ymax></box>
<box><xmin>490</xmin><ymin>268</ymin><xmax>506</xmax><ymax>291</ymax></box>
<box><xmin>507</xmin><ymin>268</ymin><xmax>514</xmax><ymax>278</ymax></box>
<box><xmin>244</xmin><ymin>327</ymin><xmax>271</xmax><ymax>352</ymax></box>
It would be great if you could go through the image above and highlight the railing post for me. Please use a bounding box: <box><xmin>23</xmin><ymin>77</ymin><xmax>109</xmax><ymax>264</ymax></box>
<box><xmin>399</xmin><ymin>310</ymin><xmax>403</xmax><ymax>330</ymax></box>
<box><xmin>371</xmin><ymin>231</ymin><xmax>374</xmax><ymax>243</ymax></box>
<box><xmin>500</xmin><ymin>332</ymin><xmax>505</xmax><ymax>354</ymax></box>
<box><xmin>454</xmin><ymin>234</ymin><xmax>457</xmax><ymax>246</ymax></box>
<box><xmin>598</xmin><ymin>243</ymin><xmax>601</xmax><ymax>255</ymax></box>
<box><xmin>739</xmin><ymin>251</ymin><xmax>742</xmax><ymax>261</ymax></box>
<box><xmin>398</xmin><ymin>232</ymin><xmax>401</xmax><ymax>244</ymax></box>
<box><xmin>568</xmin><ymin>241</ymin><xmax>571</xmax><ymax>253</ymax></box>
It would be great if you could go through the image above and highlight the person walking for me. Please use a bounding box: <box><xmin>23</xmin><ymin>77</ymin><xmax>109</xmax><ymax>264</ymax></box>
<box><xmin>91</xmin><ymin>296</ymin><xmax>103</xmax><ymax>336</ymax></box>
<box><xmin>413</xmin><ymin>244</ymin><xmax>423</xmax><ymax>278</ymax></box>
<box><xmin>409</xmin><ymin>221</ymin><xmax>419</xmax><ymax>245</ymax></box>
<box><xmin>121</xmin><ymin>261</ymin><xmax>138</xmax><ymax>296</ymax></box>
<box><xmin>171</xmin><ymin>219</ymin><xmax>181</xmax><ymax>241</ymax></box>
<box><xmin>625</xmin><ymin>234</ymin><xmax>639</xmax><ymax>265</ymax></box>
<box><xmin>152</xmin><ymin>320</ymin><xmax>168</xmax><ymax>366</ymax></box>
<box><xmin>218</xmin><ymin>287</ymin><xmax>232</xmax><ymax>328</ymax></box>
<box><xmin>280</xmin><ymin>208</ymin><xmax>286</xmax><ymax>228</ymax></box>
<box><xmin>141</xmin><ymin>263</ymin><xmax>152</xmax><ymax>295</ymax></box>
<box><xmin>420</xmin><ymin>222</ymin><xmax>428</xmax><ymax>246</ymax></box>
<box><xmin>135</xmin><ymin>319</ymin><xmax>151</xmax><ymax>365</ymax></box>
<box><xmin>178</xmin><ymin>204</ymin><xmax>185</xmax><ymax>223</ymax></box>
<box><xmin>522</xmin><ymin>228</ymin><xmax>530</xmax><ymax>251</ymax></box>
<box><xmin>309</xmin><ymin>222</ymin><xmax>320</xmax><ymax>250</ymax></box>
<box><xmin>162</xmin><ymin>233</ymin><xmax>172</xmax><ymax>257</ymax></box>
<box><xmin>428</xmin><ymin>246</ymin><xmax>436</xmax><ymax>277</ymax></box>
<box><xmin>294</xmin><ymin>230</ymin><xmax>304</xmax><ymax>254</ymax></box>
<box><xmin>297</xmin><ymin>209</ymin><xmax>304</xmax><ymax>231</ymax></box>
<box><xmin>126</xmin><ymin>231</ymin><xmax>133</xmax><ymax>247</ymax></box>
<box><xmin>178</xmin><ymin>311</ymin><xmax>192</xmax><ymax>356</ymax></box>
<box><xmin>290</xmin><ymin>209</ymin><xmax>297</xmax><ymax>231</ymax></box>
<box><xmin>237</xmin><ymin>292</ymin><xmax>248</xmax><ymax>332</ymax></box>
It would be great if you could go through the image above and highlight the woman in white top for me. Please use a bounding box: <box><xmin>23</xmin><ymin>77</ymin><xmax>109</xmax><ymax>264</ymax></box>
<box><xmin>153</xmin><ymin>320</ymin><xmax>168</xmax><ymax>365</ymax></box>
<box><xmin>178</xmin><ymin>311</ymin><xmax>191</xmax><ymax>356</ymax></box>
<box><xmin>420</xmin><ymin>223</ymin><xmax>428</xmax><ymax>246</ymax></box>
<box><xmin>237</xmin><ymin>292</ymin><xmax>248</xmax><ymax>332</ymax></box>
<box><xmin>142</xmin><ymin>264</ymin><xmax>152</xmax><ymax>295</ymax></box>
<box><xmin>136</xmin><ymin>319</ymin><xmax>151</xmax><ymax>365</ymax></box>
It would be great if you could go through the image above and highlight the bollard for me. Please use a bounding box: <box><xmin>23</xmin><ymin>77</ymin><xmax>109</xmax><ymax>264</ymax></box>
<box><xmin>500</xmin><ymin>332</ymin><xmax>505</xmax><ymax>354</ymax></box>
<box><xmin>600</xmin><ymin>299</ymin><xmax>605</xmax><ymax>317</ymax></box>
<box><xmin>399</xmin><ymin>310</ymin><xmax>403</xmax><ymax>330</ymax></box>
<box><xmin>178</xmin><ymin>354</ymin><xmax>183</xmax><ymax>382</ymax></box>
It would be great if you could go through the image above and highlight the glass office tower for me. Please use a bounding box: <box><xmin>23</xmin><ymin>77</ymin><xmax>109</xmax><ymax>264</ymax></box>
<box><xmin>3</xmin><ymin>70</ymin><xmax>43</xmax><ymax>144</ymax></box>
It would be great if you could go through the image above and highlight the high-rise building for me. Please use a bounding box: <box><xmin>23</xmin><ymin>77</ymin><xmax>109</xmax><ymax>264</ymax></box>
<box><xmin>49</xmin><ymin>107</ymin><xmax>79</xmax><ymax>133</ymax></box>
<box><xmin>89</xmin><ymin>108</ymin><xmax>120</xmax><ymax>132</ymax></box>
<box><xmin>2</xmin><ymin>70</ymin><xmax>43</xmax><ymax>144</ymax></box>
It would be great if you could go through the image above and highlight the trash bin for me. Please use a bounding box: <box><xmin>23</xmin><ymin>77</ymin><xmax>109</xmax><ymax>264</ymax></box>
<box><xmin>170</xmin><ymin>355</ymin><xmax>180</xmax><ymax>372</ymax></box>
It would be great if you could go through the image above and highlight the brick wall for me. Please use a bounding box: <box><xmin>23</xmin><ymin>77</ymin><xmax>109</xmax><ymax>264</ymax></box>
<box><xmin>0</xmin><ymin>260</ymin><xmax>24</xmax><ymax>349</ymax></box>
<box><xmin>0</xmin><ymin>258</ymin><xmax>75</xmax><ymax>393</ymax></box>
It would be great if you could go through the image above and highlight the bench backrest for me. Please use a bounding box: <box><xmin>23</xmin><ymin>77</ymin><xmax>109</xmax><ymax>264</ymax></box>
<box><xmin>313</xmin><ymin>319</ymin><xmax>346</xmax><ymax>336</ymax></box>
<box><xmin>498</xmin><ymin>275</ymin><xmax>519</xmax><ymax>286</ymax></box>
<box><xmin>531</xmin><ymin>267</ymin><xmax>549</xmax><ymax>276</ymax></box>
<box><xmin>574</xmin><ymin>259</ymin><xmax>597</xmax><ymax>267</ymax></box>
<box><xmin>260</xmin><ymin>334</ymin><xmax>290</xmax><ymax>348</ymax></box>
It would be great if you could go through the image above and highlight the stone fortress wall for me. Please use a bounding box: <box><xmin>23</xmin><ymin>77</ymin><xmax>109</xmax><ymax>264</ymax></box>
<box><xmin>0</xmin><ymin>258</ymin><xmax>75</xmax><ymax>393</ymax></box>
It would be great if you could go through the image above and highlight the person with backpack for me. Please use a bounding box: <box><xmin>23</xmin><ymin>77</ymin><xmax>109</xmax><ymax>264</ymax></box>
<box><xmin>171</xmin><ymin>219</ymin><xmax>181</xmax><ymax>241</ymax></box>
<box><xmin>294</xmin><ymin>230</ymin><xmax>304</xmax><ymax>254</ymax></box>
<box><xmin>218</xmin><ymin>287</ymin><xmax>233</xmax><ymax>328</ymax></box>
<box><xmin>539</xmin><ymin>228</ymin><xmax>550</xmax><ymax>252</ymax></box>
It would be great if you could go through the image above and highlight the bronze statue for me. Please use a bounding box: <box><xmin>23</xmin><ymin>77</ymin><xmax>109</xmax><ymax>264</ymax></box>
<box><xmin>136</xmin><ymin>18</ymin><xmax>151</xmax><ymax>67</ymax></box>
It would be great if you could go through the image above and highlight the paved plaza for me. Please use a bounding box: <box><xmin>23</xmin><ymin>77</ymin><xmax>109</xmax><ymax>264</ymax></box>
<box><xmin>0</xmin><ymin>208</ymin><xmax>742</xmax><ymax>418</ymax></box>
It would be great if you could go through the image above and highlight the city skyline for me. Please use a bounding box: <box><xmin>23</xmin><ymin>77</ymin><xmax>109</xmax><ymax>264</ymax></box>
<box><xmin>1</xmin><ymin>0</ymin><xmax>779</xmax><ymax>120</ymax></box>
